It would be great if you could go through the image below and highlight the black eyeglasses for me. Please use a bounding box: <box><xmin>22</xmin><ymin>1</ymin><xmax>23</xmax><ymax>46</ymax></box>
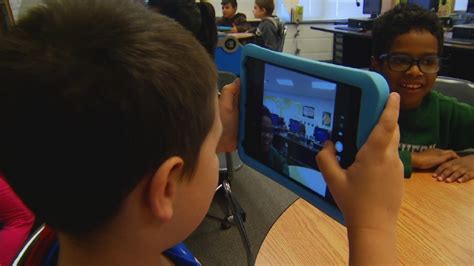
<box><xmin>379</xmin><ymin>54</ymin><xmax>441</xmax><ymax>74</ymax></box>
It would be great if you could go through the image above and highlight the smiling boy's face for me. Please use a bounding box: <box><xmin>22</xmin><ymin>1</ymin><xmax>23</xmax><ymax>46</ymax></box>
<box><xmin>372</xmin><ymin>30</ymin><xmax>439</xmax><ymax>110</ymax></box>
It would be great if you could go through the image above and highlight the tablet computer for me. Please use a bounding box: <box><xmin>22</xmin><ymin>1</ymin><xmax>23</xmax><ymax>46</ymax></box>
<box><xmin>238</xmin><ymin>44</ymin><xmax>389</xmax><ymax>223</ymax></box>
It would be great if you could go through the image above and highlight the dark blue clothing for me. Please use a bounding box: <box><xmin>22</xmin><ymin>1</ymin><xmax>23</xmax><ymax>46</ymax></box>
<box><xmin>41</xmin><ymin>240</ymin><xmax>200</xmax><ymax>266</ymax></box>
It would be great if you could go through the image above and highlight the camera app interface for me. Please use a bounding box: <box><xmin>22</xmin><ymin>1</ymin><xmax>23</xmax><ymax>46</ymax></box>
<box><xmin>244</xmin><ymin>59</ymin><xmax>361</xmax><ymax>199</ymax></box>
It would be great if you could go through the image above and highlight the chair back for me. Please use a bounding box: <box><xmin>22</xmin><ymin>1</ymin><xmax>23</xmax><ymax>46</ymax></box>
<box><xmin>433</xmin><ymin>76</ymin><xmax>474</xmax><ymax>106</ymax></box>
<box><xmin>277</xmin><ymin>24</ymin><xmax>287</xmax><ymax>52</ymax></box>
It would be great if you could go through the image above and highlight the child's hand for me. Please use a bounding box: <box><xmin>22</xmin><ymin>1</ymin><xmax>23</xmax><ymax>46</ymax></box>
<box><xmin>433</xmin><ymin>155</ymin><xmax>474</xmax><ymax>183</ymax></box>
<box><xmin>411</xmin><ymin>149</ymin><xmax>459</xmax><ymax>169</ymax></box>
<box><xmin>316</xmin><ymin>92</ymin><xmax>404</xmax><ymax>230</ymax></box>
<box><xmin>317</xmin><ymin>93</ymin><xmax>403</xmax><ymax>265</ymax></box>
<box><xmin>230</xmin><ymin>26</ymin><xmax>238</xmax><ymax>33</ymax></box>
<box><xmin>217</xmin><ymin>78</ymin><xmax>240</xmax><ymax>153</ymax></box>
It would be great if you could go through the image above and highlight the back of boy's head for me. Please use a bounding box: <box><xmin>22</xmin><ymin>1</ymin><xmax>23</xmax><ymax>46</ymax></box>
<box><xmin>372</xmin><ymin>4</ymin><xmax>444</xmax><ymax>59</ymax></box>
<box><xmin>0</xmin><ymin>0</ymin><xmax>216</xmax><ymax>236</ymax></box>
<box><xmin>221</xmin><ymin>0</ymin><xmax>238</xmax><ymax>8</ymax></box>
<box><xmin>255</xmin><ymin>0</ymin><xmax>275</xmax><ymax>16</ymax></box>
<box><xmin>147</xmin><ymin>0</ymin><xmax>201</xmax><ymax>39</ymax></box>
<box><xmin>148</xmin><ymin>0</ymin><xmax>217</xmax><ymax>58</ymax></box>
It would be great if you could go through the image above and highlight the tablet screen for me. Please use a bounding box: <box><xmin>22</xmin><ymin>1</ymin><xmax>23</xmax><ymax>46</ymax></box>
<box><xmin>243</xmin><ymin>58</ymin><xmax>361</xmax><ymax>201</ymax></box>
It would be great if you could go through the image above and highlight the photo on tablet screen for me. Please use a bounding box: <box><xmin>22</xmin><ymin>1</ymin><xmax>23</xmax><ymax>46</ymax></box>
<box><xmin>243</xmin><ymin>58</ymin><xmax>361</xmax><ymax>202</ymax></box>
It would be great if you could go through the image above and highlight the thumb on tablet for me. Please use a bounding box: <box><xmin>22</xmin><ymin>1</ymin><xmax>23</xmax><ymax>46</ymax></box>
<box><xmin>316</xmin><ymin>141</ymin><xmax>346</xmax><ymax>191</ymax></box>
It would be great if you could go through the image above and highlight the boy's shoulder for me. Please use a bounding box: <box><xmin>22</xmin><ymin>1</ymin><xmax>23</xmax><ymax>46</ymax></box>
<box><xmin>419</xmin><ymin>91</ymin><xmax>474</xmax><ymax>124</ymax></box>
<box><xmin>430</xmin><ymin>90</ymin><xmax>474</xmax><ymax>109</ymax></box>
<box><xmin>258</xmin><ymin>16</ymin><xmax>282</xmax><ymax>32</ymax></box>
<box><xmin>261</xmin><ymin>16</ymin><xmax>280</xmax><ymax>25</ymax></box>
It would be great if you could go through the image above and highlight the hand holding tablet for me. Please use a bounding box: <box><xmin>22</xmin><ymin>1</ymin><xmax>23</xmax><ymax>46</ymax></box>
<box><xmin>238</xmin><ymin>44</ymin><xmax>390</xmax><ymax>222</ymax></box>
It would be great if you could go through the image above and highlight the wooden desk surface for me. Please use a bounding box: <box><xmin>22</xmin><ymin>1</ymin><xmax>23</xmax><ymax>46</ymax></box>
<box><xmin>256</xmin><ymin>172</ymin><xmax>474</xmax><ymax>265</ymax></box>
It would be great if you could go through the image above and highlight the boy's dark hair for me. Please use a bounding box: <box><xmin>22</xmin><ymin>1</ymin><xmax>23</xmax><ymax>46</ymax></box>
<box><xmin>197</xmin><ymin>2</ymin><xmax>218</xmax><ymax>57</ymax></box>
<box><xmin>255</xmin><ymin>0</ymin><xmax>275</xmax><ymax>16</ymax></box>
<box><xmin>372</xmin><ymin>4</ymin><xmax>444</xmax><ymax>59</ymax></box>
<box><xmin>221</xmin><ymin>0</ymin><xmax>238</xmax><ymax>8</ymax></box>
<box><xmin>148</xmin><ymin>0</ymin><xmax>201</xmax><ymax>41</ymax></box>
<box><xmin>0</xmin><ymin>0</ymin><xmax>216</xmax><ymax>235</ymax></box>
<box><xmin>148</xmin><ymin>0</ymin><xmax>217</xmax><ymax>57</ymax></box>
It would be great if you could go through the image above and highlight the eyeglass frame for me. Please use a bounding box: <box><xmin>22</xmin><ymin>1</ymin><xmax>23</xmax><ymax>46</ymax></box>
<box><xmin>378</xmin><ymin>53</ymin><xmax>442</xmax><ymax>74</ymax></box>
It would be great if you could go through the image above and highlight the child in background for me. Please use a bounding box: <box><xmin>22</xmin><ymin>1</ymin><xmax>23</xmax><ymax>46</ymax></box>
<box><xmin>251</xmin><ymin>0</ymin><xmax>284</xmax><ymax>51</ymax></box>
<box><xmin>0</xmin><ymin>0</ymin><xmax>403</xmax><ymax>264</ymax></box>
<box><xmin>259</xmin><ymin>106</ymin><xmax>289</xmax><ymax>176</ymax></box>
<box><xmin>217</xmin><ymin>0</ymin><xmax>251</xmax><ymax>33</ymax></box>
<box><xmin>371</xmin><ymin>4</ymin><xmax>474</xmax><ymax>182</ymax></box>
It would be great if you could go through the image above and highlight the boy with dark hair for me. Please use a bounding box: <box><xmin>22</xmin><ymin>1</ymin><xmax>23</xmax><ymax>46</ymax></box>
<box><xmin>0</xmin><ymin>0</ymin><xmax>227</xmax><ymax>264</ymax></box>
<box><xmin>148</xmin><ymin>0</ymin><xmax>218</xmax><ymax>57</ymax></box>
<box><xmin>251</xmin><ymin>0</ymin><xmax>284</xmax><ymax>51</ymax></box>
<box><xmin>371</xmin><ymin>4</ymin><xmax>474</xmax><ymax>182</ymax></box>
<box><xmin>217</xmin><ymin>0</ymin><xmax>251</xmax><ymax>33</ymax></box>
<box><xmin>0</xmin><ymin>0</ymin><xmax>404</xmax><ymax>264</ymax></box>
<box><xmin>259</xmin><ymin>106</ymin><xmax>289</xmax><ymax>175</ymax></box>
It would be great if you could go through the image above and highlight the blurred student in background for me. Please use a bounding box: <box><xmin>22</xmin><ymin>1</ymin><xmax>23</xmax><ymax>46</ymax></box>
<box><xmin>217</xmin><ymin>0</ymin><xmax>251</xmax><ymax>33</ymax></box>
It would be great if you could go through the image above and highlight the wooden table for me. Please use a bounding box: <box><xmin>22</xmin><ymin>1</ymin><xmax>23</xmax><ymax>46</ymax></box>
<box><xmin>256</xmin><ymin>172</ymin><xmax>474</xmax><ymax>265</ymax></box>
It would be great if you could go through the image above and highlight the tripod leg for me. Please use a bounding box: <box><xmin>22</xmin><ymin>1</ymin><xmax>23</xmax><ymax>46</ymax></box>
<box><xmin>222</xmin><ymin>179</ymin><xmax>253</xmax><ymax>266</ymax></box>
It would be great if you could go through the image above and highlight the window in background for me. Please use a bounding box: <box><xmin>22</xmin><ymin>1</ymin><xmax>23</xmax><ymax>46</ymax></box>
<box><xmin>277</xmin><ymin>0</ymin><xmax>367</xmax><ymax>21</ymax></box>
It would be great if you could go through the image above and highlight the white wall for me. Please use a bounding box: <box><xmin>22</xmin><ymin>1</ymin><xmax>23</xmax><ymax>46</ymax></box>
<box><xmin>11</xmin><ymin>0</ymin><xmax>41</xmax><ymax>19</ymax></box>
<box><xmin>283</xmin><ymin>24</ymin><xmax>333</xmax><ymax>61</ymax></box>
<box><xmin>8</xmin><ymin>0</ymin><xmax>22</xmax><ymax>19</ymax></box>
<box><xmin>264</xmin><ymin>91</ymin><xmax>335</xmax><ymax>135</ymax></box>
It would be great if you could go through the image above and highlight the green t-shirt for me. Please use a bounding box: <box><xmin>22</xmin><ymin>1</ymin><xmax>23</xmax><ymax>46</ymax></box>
<box><xmin>399</xmin><ymin>91</ymin><xmax>474</xmax><ymax>177</ymax></box>
<box><xmin>264</xmin><ymin>146</ymin><xmax>289</xmax><ymax>176</ymax></box>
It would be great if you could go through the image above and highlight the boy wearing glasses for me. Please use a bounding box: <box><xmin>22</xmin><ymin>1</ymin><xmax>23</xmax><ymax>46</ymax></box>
<box><xmin>371</xmin><ymin>4</ymin><xmax>474</xmax><ymax>182</ymax></box>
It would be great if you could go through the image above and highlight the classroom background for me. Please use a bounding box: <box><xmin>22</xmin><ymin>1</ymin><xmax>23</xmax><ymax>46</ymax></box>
<box><xmin>3</xmin><ymin>0</ymin><xmax>460</xmax><ymax>61</ymax></box>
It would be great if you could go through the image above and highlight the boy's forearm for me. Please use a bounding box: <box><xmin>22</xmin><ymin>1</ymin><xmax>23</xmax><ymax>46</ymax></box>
<box><xmin>347</xmin><ymin>227</ymin><xmax>397</xmax><ymax>265</ymax></box>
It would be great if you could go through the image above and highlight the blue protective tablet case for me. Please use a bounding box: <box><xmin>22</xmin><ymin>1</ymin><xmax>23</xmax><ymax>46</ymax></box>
<box><xmin>238</xmin><ymin>44</ymin><xmax>390</xmax><ymax>224</ymax></box>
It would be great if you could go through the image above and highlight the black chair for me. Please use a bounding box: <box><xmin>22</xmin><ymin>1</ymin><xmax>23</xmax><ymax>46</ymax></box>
<box><xmin>433</xmin><ymin>76</ymin><xmax>474</xmax><ymax>106</ymax></box>
<box><xmin>277</xmin><ymin>24</ymin><xmax>288</xmax><ymax>52</ymax></box>
<box><xmin>433</xmin><ymin>76</ymin><xmax>474</xmax><ymax>156</ymax></box>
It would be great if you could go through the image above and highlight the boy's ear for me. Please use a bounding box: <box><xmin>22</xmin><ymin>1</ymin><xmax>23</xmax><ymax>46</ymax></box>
<box><xmin>371</xmin><ymin>56</ymin><xmax>382</xmax><ymax>72</ymax></box>
<box><xmin>148</xmin><ymin>156</ymin><xmax>184</xmax><ymax>222</ymax></box>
